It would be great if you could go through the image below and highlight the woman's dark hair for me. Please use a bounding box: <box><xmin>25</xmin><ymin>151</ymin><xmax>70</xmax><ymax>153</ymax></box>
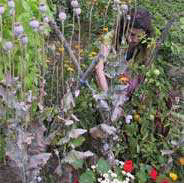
<box><xmin>115</xmin><ymin>7</ymin><xmax>154</xmax><ymax>50</ymax></box>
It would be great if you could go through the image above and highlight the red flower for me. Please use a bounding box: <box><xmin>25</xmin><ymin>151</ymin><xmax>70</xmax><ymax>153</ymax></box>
<box><xmin>149</xmin><ymin>168</ymin><xmax>157</xmax><ymax>181</ymax></box>
<box><xmin>123</xmin><ymin>160</ymin><xmax>134</xmax><ymax>172</ymax></box>
<box><xmin>73</xmin><ymin>176</ymin><xmax>79</xmax><ymax>183</ymax></box>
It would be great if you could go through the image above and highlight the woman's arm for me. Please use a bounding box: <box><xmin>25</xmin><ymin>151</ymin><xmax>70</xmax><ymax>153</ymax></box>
<box><xmin>95</xmin><ymin>44</ymin><xmax>110</xmax><ymax>91</ymax></box>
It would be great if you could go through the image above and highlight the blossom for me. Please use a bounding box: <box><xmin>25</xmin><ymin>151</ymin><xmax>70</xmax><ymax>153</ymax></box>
<box><xmin>149</xmin><ymin>168</ymin><xmax>157</xmax><ymax>181</ymax></box>
<box><xmin>71</xmin><ymin>0</ymin><xmax>79</xmax><ymax>8</ymax></box>
<box><xmin>29</xmin><ymin>18</ymin><xmax>39</xmax><ymax>30</ymax></box>
<box><xmin>74</xmin><ymin>7</ymin><xmax>81</xmax><ymax>16</ymax></box>
<box><xmin>103</xmin><ymin>27</ymin><xmax>108</xmax><ymax>32</ymax></box>
<box><xmin>59</xmin><ymin>12</ymin><xmax>67</xmax><ymax>21</ymax></box>
<box><xmin>14</xmin><ymin>23</ymin><xmax>24</xmax><ymax>37</ymax></box>
<box><xmin>123</xmin><ymin>160</ymin><xmax>134</xmax><ymax>173</ymax></box>
<box><xmin>20</xmin><ymin>34</ymin><xmax>28</xmax><ymax>45</ymax></box>
<box><xmin>3</xmin><ymin>41</ymin><xmax>13</xmax><ymax>51</ymax></box>
<box><xmin>125</xmin><ymin>115</ymin><xmax>132</xmax><ymax>124</ymax></box>
<box><xmin>169</xmin><ymin>172</ymin><xmax>178</xmax><ymax>181</ymax></box>
<box><xmin>43</xmin><ymin>16</ymin><xmax>49</xmax><ymax>23</ymax></box>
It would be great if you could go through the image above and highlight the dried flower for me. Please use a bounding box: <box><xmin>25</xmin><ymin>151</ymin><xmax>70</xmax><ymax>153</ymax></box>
<box><xmin>20</xmin><ymin>34</ymin><xmax>28</xmax><ymax>45</ymax></box>
<box><xmin>14</xmin><ymin>23</ymin><xmax>24</xmax><ymax>37</ymax></box>
<box><xmin>59</xmin><ymin>11</ymin><xmax>67</xmax><ymax>21</ymax></box>
<box><xmin>121</xmin><ymin>4</ymin><xmax>128</xmax><ymax>13</ymax></box>
<box><xmin>8</xmin><ymin>0</ymin><xmax>15</xmax><ymax>8</ymax></box>
<box><xmin>0</xmin><ymin>4</ymin><xmax>5</xmax><ymax>15</ymax></box>
<box><xmin>43</xmin><ymin>16</ymin><xmax>49</xmax><ymax>23</ymax></box>
<box><xmin>39</xmin><ymin>3</ymin><xmax>47</xmax><ymax>13</ymax></box>
<box><xmin>29</xmin><ymin>18</ymin><xmax>39</xmax><ymax>30</ymax></box>
<box><xmin>38</xmin><ymin>22</ymin><xmax>45</xmax><ymax>32</ymax></box>
<box><xmin>71</xmin><ymin>0</ymin><xmax>79</xmax><ymax>8</ymax></box>
<box><xmin>149</xmin><ymin>168</ymin><xmax>157</xmax><ymax>181</ymax></box>
<box><xmin>123</xmin><ymin>160</ymin><xmax>134</xmax><ymax>173</ymax></box>
<box><xmin>169</xmin><ymin>172</ymin><xmax>178</xmax><ymax>181</ymax></box>
<box><xmin>74</xmin><ymin>7</ymin><xmax>81</xmax><ymax>16</ymax></box>
<box><xmin>3</xmin><ymin>41</ymin><xmax>13</xmax><ymax>51</ymax></box>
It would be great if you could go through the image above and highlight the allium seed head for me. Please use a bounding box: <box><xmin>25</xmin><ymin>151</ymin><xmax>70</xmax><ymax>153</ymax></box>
<box><xmin>29</xmin><ymin>18</ymin><xmax>39</xmax><ymax>30</ymax></box>
<box><xmin>3</xmin><ymin>41</ymin><xmax>13</xmax><ymax>51</ymax></box>
<box><xmin>114</xmin><ymin>0</ymin><xmax>120</xmax><ymax>4</ymax></box>
<box><xmin>8</xmin><ymin>0</ymin><xmax>15</xmax><ymax>8</ymax></box>
<box><xmin>39</xmin><ymin>3</ymin><xmax>47</xmax><ymax>13</ymax></box>
<box><xmin>71</xmin><ymin>0</ymin><xmax>79</xmax><ymax>8</ymax></box>
<box><xmin>74</xmin><ymin>7</ymin><xmax>81</xmax><ymax>16</ymax></box>
<box><xmin>20</xmin><ymin>34</ymin><xmax>28</xmax><ymax>45</ymax></box>
<box><xmin>14</xmin><ymin>23</ymin><xmax>24</xmax><ymax>37</ymax></box>
<box><xmin>122</xmin><ymin>4</ymin><xmax>128</xmax><ymax>13</ymax></box>
<box><xmin>0</xmin><ymin>5</ymin><xmax>5</xmax><ymax>15</ymax></box>
<box><xmin>43</xmin><ymin>16</ymin><xmax>49</xmax><ymax>23</ymax></box>
<box><xmin>59</xmin><ymin>12</ymin><xmax>66</xmax><ymax>21</ymax></box>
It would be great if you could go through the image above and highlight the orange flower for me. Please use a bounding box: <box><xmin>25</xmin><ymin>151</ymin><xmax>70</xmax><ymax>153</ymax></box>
<box><xmin>118</xmin><ymin>75</ymin><xmax>129</xmax><ymax>84</ymax></box>
<box><xmin>179</xmin><ymin>157</ymin><xmax>184</xmax><ymax>165</ymax></box>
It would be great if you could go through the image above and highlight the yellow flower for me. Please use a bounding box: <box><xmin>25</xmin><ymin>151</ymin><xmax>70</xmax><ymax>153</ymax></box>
<box><xmin>89</xmin><ymin>51</ymin><xmax>97</xmax><ymax>59</ymax></box>
<box><xmin>118</xmin><ymin>75</ymin><xmax>129</xmax><ymax>84</ymax></box>
<box><xmin>103</xmin><ymin>27</ymin><xmax>108</xmax><ymax>33</ymax></box>
<box><xmin>179</xmin><ymin>157</ymin><xmax>184</xmax><ymax>165</ymax></box>
<box><xmin>169</xmin><ymin>172</ymin><xmax>178</xmax><ymax>181</ymax></box>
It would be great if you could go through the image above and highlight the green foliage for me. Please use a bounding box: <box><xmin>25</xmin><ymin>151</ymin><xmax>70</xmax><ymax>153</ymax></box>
<box><xmin>96</xmin><ymin>158</ymin><xmax>110</xmax><ymax>174</ymax></box>
<box><xmin>79</xmin><ymin>170</ymin><xmax>96</xmax><ymax>183</ymax></box>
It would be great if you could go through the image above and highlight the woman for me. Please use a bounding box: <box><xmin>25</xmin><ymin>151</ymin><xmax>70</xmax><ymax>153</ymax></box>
<box><xmin>95</xmin><ymin>7</ymin><xmax>155</xmax><ymax>92</ymax></box>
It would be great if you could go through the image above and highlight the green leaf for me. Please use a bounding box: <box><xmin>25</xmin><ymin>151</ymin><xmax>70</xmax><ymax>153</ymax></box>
<box><xmin>96</xmin><ymin>158</ymin><xmax>110</xmax><ymax>174</ymax></box>
<box><xmin>21</xmin><ymin>0</ymin><xmax>31</xmax><ymax>11</ymax></box>
<box><xmin>79</xmin><ymin>170</ymin><xmax>96</xmax><ymax>183</ymax></box>
<box><xmin>69</xmin><ymin>136</ymin><xmax>86</xmax><ymax>148</ymax></box>
<box><xmin>72</xmin><ymin>159</ymin><xmax>84</xmax><ymax>169</ymax></box>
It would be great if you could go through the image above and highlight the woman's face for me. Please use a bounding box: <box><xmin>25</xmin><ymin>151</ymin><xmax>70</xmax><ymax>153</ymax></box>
<box><xmin>126</xmin><ymin>28</ymin><xmax>146</xmax><ymax>47</ymax></box>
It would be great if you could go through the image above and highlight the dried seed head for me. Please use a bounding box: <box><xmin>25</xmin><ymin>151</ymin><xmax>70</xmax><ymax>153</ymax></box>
<box><xmin>20</xmin><ymin>34</ymin><xmax>28</xmax><ymax>45</ymax></box>
<box><xmin>74</xmin><ymin>7</ymin><xmax>81</xmax><ymax>16</ymax></box>
<box><xmin>3</xmin><ymin>41</ymin><xmax>13</xmax><ymax>51</ymax></box>
<box><xmin>8</xmin><ymin>0</ymin><xmax>15</xmax><ymax>9</ymax></box>
<box><xmin>43</xmin><ymin>16</ymin><xmax>49</xmax><ymax>23</ymax></box>
<box><xmin>29</xmin><ymin>18</ymin><xmax>39</xmax><ymax>30</ymax></box>
<box><xmin>71</xmin><ymin>0</ymin><xmax>79</xmax><ymax>8</ymax></box>
<box><xmin>39</xmin><ymin>3</ymin><xmax>47</xmax><ymax>13</ymax></box>
<box><xmin>121</xmin><ymin>4</ymin><xmax>128</xmax><ymax>13</ymax></box>
<box><xmin>0</xmin><ymin>4</ymin><xmax>5</xmax><ymax>15</ymax></box>
<box><xmin>59</xmin><ymin>11</ymin><xmax>67</xmax><ymax>21</ymax></box>
<box><xmin>114</xmin><ymin>0</ymin><xmax>120</xmax><ymax>4</ymax></box>
<box><xmin>38</xmin><ymin>22</ymin><xmax>45</xmax><ymax>32</ymax></box>
<box><xmin>14</xmin><ymin>23</ymin><xmax>24</xmax><ymax>37</ymax></box>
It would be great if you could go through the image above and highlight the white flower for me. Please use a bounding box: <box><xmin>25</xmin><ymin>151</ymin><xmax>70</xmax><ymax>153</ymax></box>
<box><xmin>59</xmin><ymin>11</ymin><xmax>67</xmax><ymax>21</ymax></box>
<box><xmin>71</xmin><ymin>0</ymin><xmax>79</xmax><ymax>8</ymax></box>
<box><xmin>122</xmin><ymin>170</ymin><xmax>127</xmax><ymax>175</ymax></box>
<box><xmin>91</xmin><ymin>165</ymin><xmax>96</xmax><ymax>169</ymax></box>
<box><xmin>74</xmin><ymin>7</ymin><xmax>81</xmax><ymax>16</ymax></box>
<box><xmin>127</xmin><ymin>15</ymin><xmax>131</xmax><ymax>20</ymax></box>
<box><xmin>126</xmin><ymin>173</ymin><xmax>135</xmax><ymax>180</ymax></box>
<box><xmin>103</xmin><ymin>173</ymin><xmax>109</xmax><ymax>179</ymax></box>
<box><xmin>111</xmin><ymin>172</ymin><xmax>117</xmax><ymax>177</ymax></box>
<box><xmin>125</xmin><ymin>115</ymin><xmax>132</xmax><ymax>124</ymax></box>
<box><xmin>97</xmin><ymin>178</ymin><xmax>102</xmax><ymax>182</ymax></box>
<box><xmin>0</xmin><ymin>4</ymin><xmax>5</xmax><ymax>15</ymax></box>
